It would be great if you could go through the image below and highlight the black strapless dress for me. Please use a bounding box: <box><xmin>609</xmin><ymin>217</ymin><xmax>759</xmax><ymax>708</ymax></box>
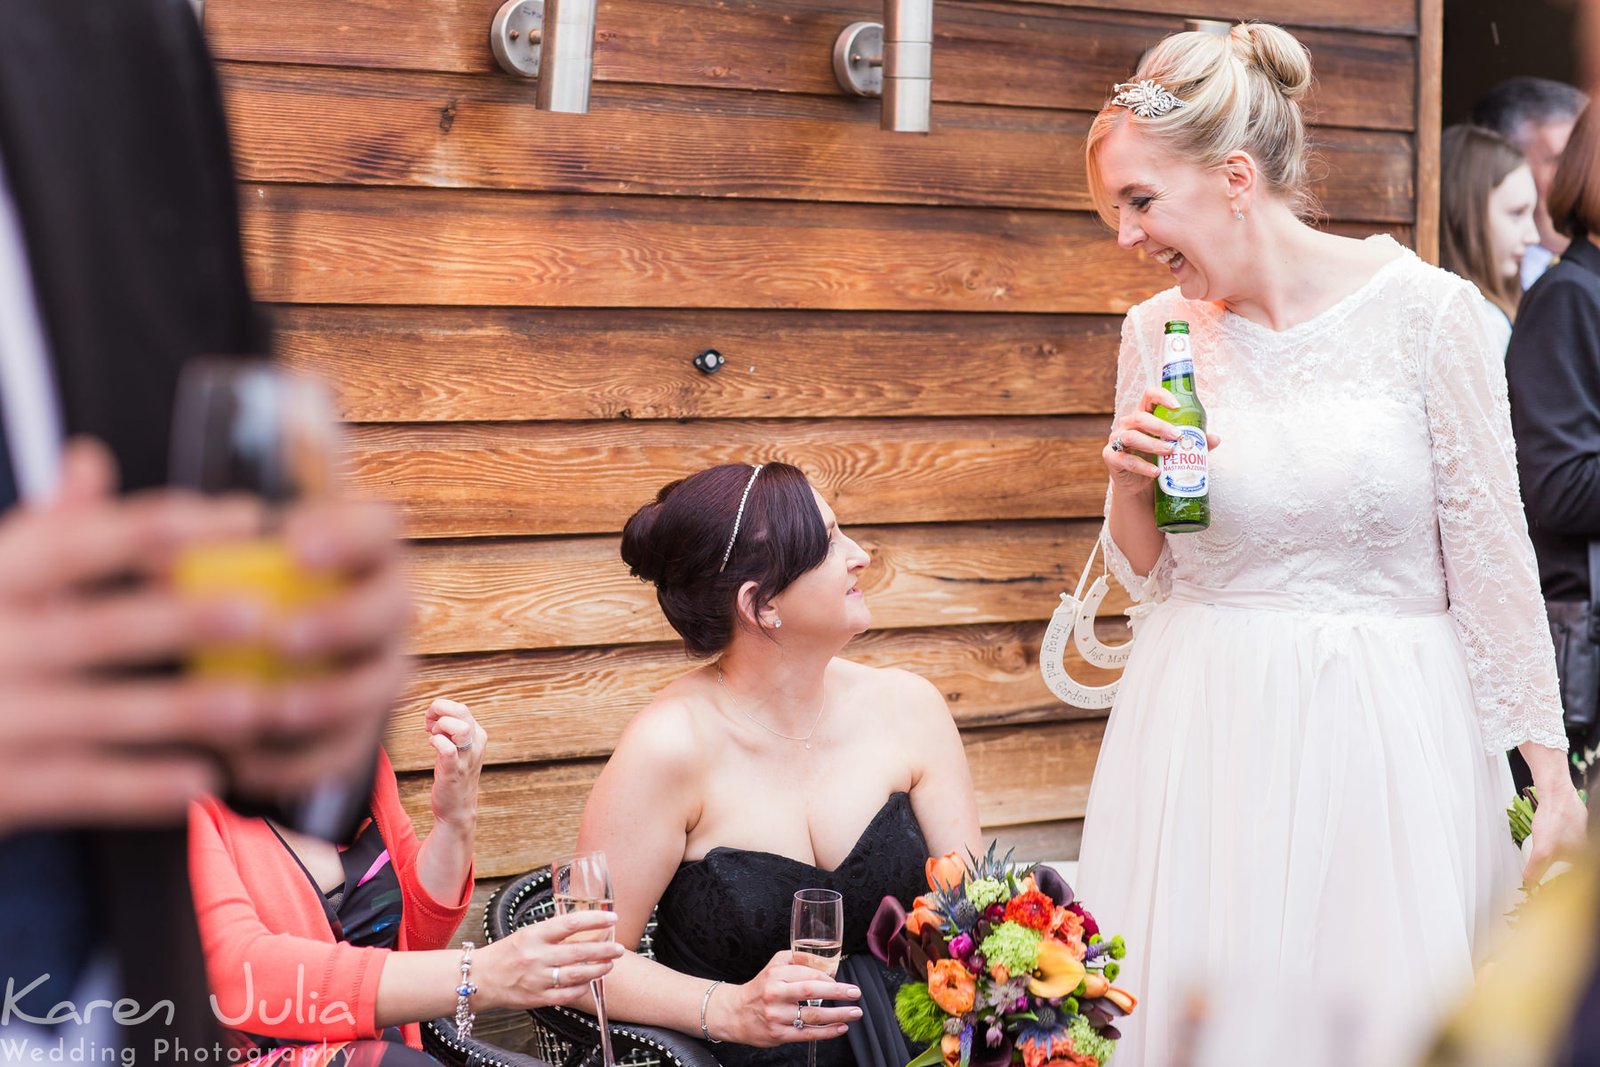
<box><xmin>653</xmin><ymin>792</ymin><xmax>928</xmax><ymax>1067</ymax></box>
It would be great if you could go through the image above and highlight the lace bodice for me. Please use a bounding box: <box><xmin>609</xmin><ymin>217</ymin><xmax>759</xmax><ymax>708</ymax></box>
<box><xmin>1104</xmin><ymin>237</ymin><xmax>1566</xmax><ymax>753</ymax></box>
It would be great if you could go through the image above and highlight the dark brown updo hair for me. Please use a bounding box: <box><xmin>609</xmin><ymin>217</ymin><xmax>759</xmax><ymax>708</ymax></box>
<box><xmin>620</xmin><ymin>462</ymin><xmax>829</xmax><ymax>656</ymax></box>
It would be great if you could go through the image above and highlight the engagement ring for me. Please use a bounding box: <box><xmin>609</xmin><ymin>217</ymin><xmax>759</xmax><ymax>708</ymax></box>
<box><xmin>793</xmin><ymin>1007</ymin><xmax>805</xmax><ymax>1029</ymax></box>
<box><xmin>1110</xmin><ymin>439</ymin><xmax>1125</xmax><ymax>453</ymax></box>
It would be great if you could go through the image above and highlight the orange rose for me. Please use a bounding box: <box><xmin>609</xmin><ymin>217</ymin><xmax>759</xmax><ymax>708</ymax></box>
<box><xmin>926</xmin><ymin>851</ymin><xmax>965</xmax><ymax>892</ymax></box>
<box><xmin>1053</xmin><ymin>907</ymin><xmax>1085</xmax><ymax>944</ymax></box>
<box><xmin>928</xmin><ymin>959</ymin><xmax>977</xmax><ymax>1015</ymax></box>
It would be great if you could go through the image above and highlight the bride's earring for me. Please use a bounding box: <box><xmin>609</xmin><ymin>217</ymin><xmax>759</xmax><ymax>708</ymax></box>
<box><xmin>1232</xmin><ymin>201</ymin><xmax>1245</xmax><ymax>221</ymax></box>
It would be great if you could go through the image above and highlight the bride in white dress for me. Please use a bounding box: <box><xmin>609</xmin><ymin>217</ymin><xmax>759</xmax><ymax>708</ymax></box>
<box><xmin>1073</xmin><ymin>22</ymin><xmax>1588</xmax><ymax>1067</ymax></box>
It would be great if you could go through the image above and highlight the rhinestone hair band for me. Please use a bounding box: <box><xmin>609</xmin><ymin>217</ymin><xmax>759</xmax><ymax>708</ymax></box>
<box><xmin>718</xmin><ymin>463</ymin><xmax>765</xmax><ymax>573</ymax></box>
<box><xmin>1111</xmin><ymin>79</ymin><xmax>1188</xmax><ymax>119</ymax></box>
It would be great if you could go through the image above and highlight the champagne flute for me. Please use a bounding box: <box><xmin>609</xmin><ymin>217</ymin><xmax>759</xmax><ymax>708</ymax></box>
<box><xmin>168</xmin><ymin>359</ymin><xmax>343</xmax><ymax>681</ymax></box>
<box><xmin>791</xmin><ymin>888</ymin><xmax>844</xmax><ymax>1067</ymax></box>
<box><xmin>553</xmin><ymin>851</ymin><xmax>618</xmax><ymax>1067</ymax></box>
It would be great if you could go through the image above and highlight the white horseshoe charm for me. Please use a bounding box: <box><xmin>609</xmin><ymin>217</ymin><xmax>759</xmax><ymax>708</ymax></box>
<box><xmin>1074</xmin><ymin>574</ymin><xmax>1133</xmax><ymax>669</ymax></box>
<box><xmin>1039</xmin><ymin>534</ymin><xmax>1134</xmax><ymax>710</ymax></box>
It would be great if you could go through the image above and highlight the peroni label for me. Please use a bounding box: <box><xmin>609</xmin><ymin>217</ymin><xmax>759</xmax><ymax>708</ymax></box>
<box><xmin>1158</xmin><ymin>426</ymin><xmax>1208</xmax><ymax>498</ymax></box>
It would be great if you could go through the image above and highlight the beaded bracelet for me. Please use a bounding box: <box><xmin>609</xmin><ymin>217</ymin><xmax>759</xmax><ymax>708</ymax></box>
<box><xmin>455</xmin><ymin>941</ymin><xmax>479</xmax><ymax>1039</ymax></box>
<box><xmin>699</xmin><ymin>979</ymin><xmax>724</xmax><ymax>1044</ymax></box>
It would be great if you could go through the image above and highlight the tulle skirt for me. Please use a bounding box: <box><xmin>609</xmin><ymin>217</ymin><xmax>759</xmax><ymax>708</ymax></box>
<box><xmin>1075</xmin><ymin>582</ymin><xmax>1520</xmax><ymax>1067</ymax></box>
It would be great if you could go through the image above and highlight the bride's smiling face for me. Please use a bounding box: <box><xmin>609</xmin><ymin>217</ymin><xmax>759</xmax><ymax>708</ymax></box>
<box><xmin>1094</xmin><ymin>120</ymin><xmax>1247</xmax><ymax>304</ymax></box>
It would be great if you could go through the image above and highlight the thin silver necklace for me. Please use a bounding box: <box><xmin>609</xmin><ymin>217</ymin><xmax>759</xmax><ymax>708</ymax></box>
<box><xmin>715</xmin><ymin>666</ymin><xmax>825</xmax><ymax>750</ymax></box>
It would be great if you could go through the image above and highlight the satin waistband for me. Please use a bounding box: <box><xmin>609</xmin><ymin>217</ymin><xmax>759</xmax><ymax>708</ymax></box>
<box><xmin>1167</xmin><ymin>580</ymin><xmax>1448</xmax><ymax>618</ymax></box>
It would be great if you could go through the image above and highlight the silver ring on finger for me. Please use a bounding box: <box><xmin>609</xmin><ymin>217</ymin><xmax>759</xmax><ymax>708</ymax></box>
<box><xmin>1109</xmin><ymin>435</ymin><xmax>1126</xmax><ymax>453</ymax></box>
<box><xmin>793</xmin><ymin>1005</ymin><xmax>805</xmax><ymax>1030</ymax></box>
<box><xmin>551</xmin><ymin>966</ymin><xmax>562</xmax><ymax>988</ymax></box>
<box><xmin>456</xmin><ymin>739</ymin><xmax>474</xmax><ymax>751</ymax></box>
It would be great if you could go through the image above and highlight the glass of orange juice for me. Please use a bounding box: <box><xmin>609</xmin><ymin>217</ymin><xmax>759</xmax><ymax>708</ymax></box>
<box><xmin>168</xmin><ymin>360</ymin><xmax>344</xmax><ymax>681</ymax></box>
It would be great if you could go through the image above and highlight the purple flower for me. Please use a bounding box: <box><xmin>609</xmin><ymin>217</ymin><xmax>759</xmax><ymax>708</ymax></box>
<box><xmin>950</xmin><ymin>933</ymin><xmax>975</xmax><ymax>960</ymax></box>
<box><xmin>986</xmin><ymin>1021</ymin><xmax>1004</xmax><ymax>1048</ymax></box>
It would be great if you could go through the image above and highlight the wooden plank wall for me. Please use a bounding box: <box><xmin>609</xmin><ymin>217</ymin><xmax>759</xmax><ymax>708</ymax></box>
<box><xmin>203</xmin><ymin>0</ymin><xmax>1432</xmax><ymax>880</ymax></box>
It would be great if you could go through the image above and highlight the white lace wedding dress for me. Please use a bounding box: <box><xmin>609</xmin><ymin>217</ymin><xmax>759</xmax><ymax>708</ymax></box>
<box><xmin>1075</xmin><ymin>237</ymin><xmax>1568</xmax><ymax>1067</ymax></box>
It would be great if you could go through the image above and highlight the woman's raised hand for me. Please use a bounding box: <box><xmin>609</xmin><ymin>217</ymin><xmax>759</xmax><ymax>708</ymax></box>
<box><xmin>1103</xmin><ymin>384</ymin><xmax>1221</xmax><ymax>497</ymax></box>
<box><xmin>425</xmin><ymin>697</ymin><xmax>486</xmax><ymax>829</ymax></box>
<box><xmin>474</xmin><ymin>911</ymin><xmax>624</xmax><ymax>1011</ymax></box>
<box><xmin>707</xmin><ymin>950</ymin><xmax>863</xmax><ymax>1046</ymax></box>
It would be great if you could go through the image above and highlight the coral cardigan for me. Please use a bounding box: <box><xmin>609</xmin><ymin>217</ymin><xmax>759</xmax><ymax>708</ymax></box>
<box><xmin>188</xmin><ymin>750</ymin><xmax>473</xmax><ymax>1050</ymax></box>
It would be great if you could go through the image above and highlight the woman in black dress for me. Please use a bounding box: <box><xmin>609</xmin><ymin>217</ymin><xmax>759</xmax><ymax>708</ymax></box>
<box><xmin>576</xmin><ymin>462</ymin><xmax>981</xmax><ymax>1067</ymax></box>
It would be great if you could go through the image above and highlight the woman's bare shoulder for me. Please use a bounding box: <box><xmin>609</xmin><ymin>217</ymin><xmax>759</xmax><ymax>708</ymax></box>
<box><xmin>829</xmin><ymin>657</ymin><xmax>947</xmax><ymax>717</ymax></box>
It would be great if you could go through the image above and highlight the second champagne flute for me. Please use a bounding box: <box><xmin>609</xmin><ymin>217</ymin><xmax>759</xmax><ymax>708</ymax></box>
<box><xmin>791</xmin><ymin>888</ymin><xmax>844</xmax><ymax>1067</ymax></box>
<box><xmin>553</xmin><ymin>851</ymin><xmax>618</xmax><ymax>1067</ymax></box>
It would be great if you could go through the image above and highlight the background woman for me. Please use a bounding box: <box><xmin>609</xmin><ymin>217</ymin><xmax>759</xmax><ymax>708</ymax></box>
<box><xmin>190</xmin><ymin>700</ymin><xmax>622</xmax><ymax>1065</ymax></box>
<box><xmin>576</xmin><ymin>461</ymin><xmax>981</xmax><ymax>1067</ymax></box>
<box><xmin>1507</xmin><ymin>101</ymin><xmax>1600</xmax><ymax>782</ymax></box>
<box><xmin>1077</xmin><ymin>22</ymin><xmax>1584</xmax><ymax>1067</ymax></box>
<box><xmin>1440</xmin><ymin>123</ymin><xmax>1541</xmax><ymax>350</ymax></box>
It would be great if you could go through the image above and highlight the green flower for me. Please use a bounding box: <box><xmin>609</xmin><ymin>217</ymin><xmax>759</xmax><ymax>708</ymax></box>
<box><xmin>965</xmin><ymin>877</ymin><xmax>1007</xmax><ymax>910</ymax></box>
<box><xmin>894</xmin><ymin>981</ymin><xmax>949</xmax><ymax>1043</ymax></box>
<box><xmin>979</xmin><ymin>921</ymin><xmax>1041</xmax><ymax>976</ymax></box>
<box><xmin>1069</xmin><ymin>1015</ymin><xmax>1116</xmax><ymax>1063</ymax></box>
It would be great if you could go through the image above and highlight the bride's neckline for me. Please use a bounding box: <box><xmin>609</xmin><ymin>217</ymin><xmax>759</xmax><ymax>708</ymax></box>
<box><xmin>1218</xmin><ymin>234</ymin><xmax>1412</xmax><ymax>339</ymax></box>
<box><xmin>678</xmin><ymin>791</ymin><xmax>912</xmax><ymax>875</ymax></box>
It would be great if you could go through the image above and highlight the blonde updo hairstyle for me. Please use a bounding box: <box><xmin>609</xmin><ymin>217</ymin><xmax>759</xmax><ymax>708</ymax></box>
<box><xmin>1086</xmin><ymin>22</ymin><xmax>1318</xmax><ymax>225</ymax></box>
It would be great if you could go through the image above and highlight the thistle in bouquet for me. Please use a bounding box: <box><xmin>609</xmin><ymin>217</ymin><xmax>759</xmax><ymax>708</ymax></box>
<box><xmin>867</xmin><ymin>843</ymin><xmax>1137</xmax><ymax>1067</ymax></box>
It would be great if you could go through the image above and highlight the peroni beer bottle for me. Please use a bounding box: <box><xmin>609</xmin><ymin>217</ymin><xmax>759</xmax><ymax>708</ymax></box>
<box><xmin>1153</xmin><ymin>320</ymin><xmax>1209</xmax><ymax>532</ymax></box>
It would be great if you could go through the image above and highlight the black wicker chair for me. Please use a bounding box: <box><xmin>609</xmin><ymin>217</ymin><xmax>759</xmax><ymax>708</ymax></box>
<box><xmin>422</xmin><ymin>1013</ymin><xmax>557</xmax><ymax>1067</ymax></box>
<box><xmin>485</xmin><ymin>868</ymin><xmax>722</xmax><ymax>1067</ymax></box>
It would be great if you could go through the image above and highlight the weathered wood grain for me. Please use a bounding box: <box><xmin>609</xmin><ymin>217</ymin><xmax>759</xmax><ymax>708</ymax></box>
<box><xmin>407</xmin><ymin>521</ymin><xmax>1106</xmax><ymax>654</ymax></box>
<box><xmin>1022</xmin><ymin>0</ymin><xmax>1415</xmax><ymax>36</ymax></box>
<box><xmin>206</xmin><ymin>0</ymin><xmax>1414</xmax><ymax>125</ymax></box>
<box><xmin>219</xmin><ymin>64</ymin><xmax>1413</xmax><ymax>221</ymax></box>
<box><xmin>239</xmin><ymin>184</ymin><xmax>1169</xmax><ymax>312</ymax></box>
<box><xmin>396</xmin><ymin>719</ymin><xmax>1106</xmax><ymax>877</ymax></box>
<box><xmin>386</xmin><ymin>618</ymin><xmax>1129</xmax><ymax>769</ymax></box>
<box><xmin>349</xmin><ymin>417</ymin><xmax>1107</xmax><ymax>539</ymax></box>
<box><xmin>275</xmin><ymin>306</ymin><xmax>1121</xmax><ymax>422</ymax></box>
<box><xmin>1415</xmin><ymin>0</ymin><xmax>1442</xmax><ymax>262</ymax></box>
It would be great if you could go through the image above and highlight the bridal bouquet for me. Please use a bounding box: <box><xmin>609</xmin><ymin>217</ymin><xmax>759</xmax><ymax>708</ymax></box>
<box><xmin>868</xmin><ymin>845</ymin><xmax>1136</xmax><ymax>1067</ymax></box>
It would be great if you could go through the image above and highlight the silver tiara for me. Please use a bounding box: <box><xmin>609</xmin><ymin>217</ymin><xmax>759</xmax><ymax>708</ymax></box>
<box><xmin>1111</xmin><ymin>79</ymin><xmax>1187</xmax><ymax>119</ymax></box>
<box><xmin>718</xmin><ymin>464</ymin><xmax>765</xmax><ymax>573</ymax></box>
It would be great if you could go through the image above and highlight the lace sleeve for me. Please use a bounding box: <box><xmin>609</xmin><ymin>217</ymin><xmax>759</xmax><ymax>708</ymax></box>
<box><xmin>1425</xmin><ymin>280</ymin><xmax>1567</xmax><ymax>753</ymax></box>
<box><xmin>1103</xmin><ymin>308</ymin><xmax>1174</xmax><ymax>603</ymax></box>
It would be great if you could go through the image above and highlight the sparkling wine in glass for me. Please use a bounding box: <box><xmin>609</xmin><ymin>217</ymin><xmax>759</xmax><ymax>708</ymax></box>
<box><xmin>168</xmin><ymin>359</ymin><xmax>343</xmax><ymax>681</ymax></box>
<box><xmin>553</xmin><ymin>851</ymin><xmax>618</xmax><ymax>1067</ymax></box>
<box><xmin>791</xmin><ymin>888</ymin><xmax>844</xmax><ymax>1067</ymax></box>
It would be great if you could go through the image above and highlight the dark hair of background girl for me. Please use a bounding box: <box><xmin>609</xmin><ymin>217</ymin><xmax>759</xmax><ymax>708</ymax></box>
<box><xmin>620</xmin><ymin>462</ymin><xmax>828</xmax><ymax>656</ymax></box>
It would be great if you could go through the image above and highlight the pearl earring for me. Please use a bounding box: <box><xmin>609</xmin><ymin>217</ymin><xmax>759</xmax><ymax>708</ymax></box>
<box><xmin>772</xmin><ymin>618</ymin><xmax>782</xmax><ymax>629</ymax></box>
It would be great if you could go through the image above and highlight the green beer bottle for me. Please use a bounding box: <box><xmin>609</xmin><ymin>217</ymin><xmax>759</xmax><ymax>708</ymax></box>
<box><xmin>1152</xmin><ymin>320</ymin><xmax>1210</xmax><ymax>532</ymax></box>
